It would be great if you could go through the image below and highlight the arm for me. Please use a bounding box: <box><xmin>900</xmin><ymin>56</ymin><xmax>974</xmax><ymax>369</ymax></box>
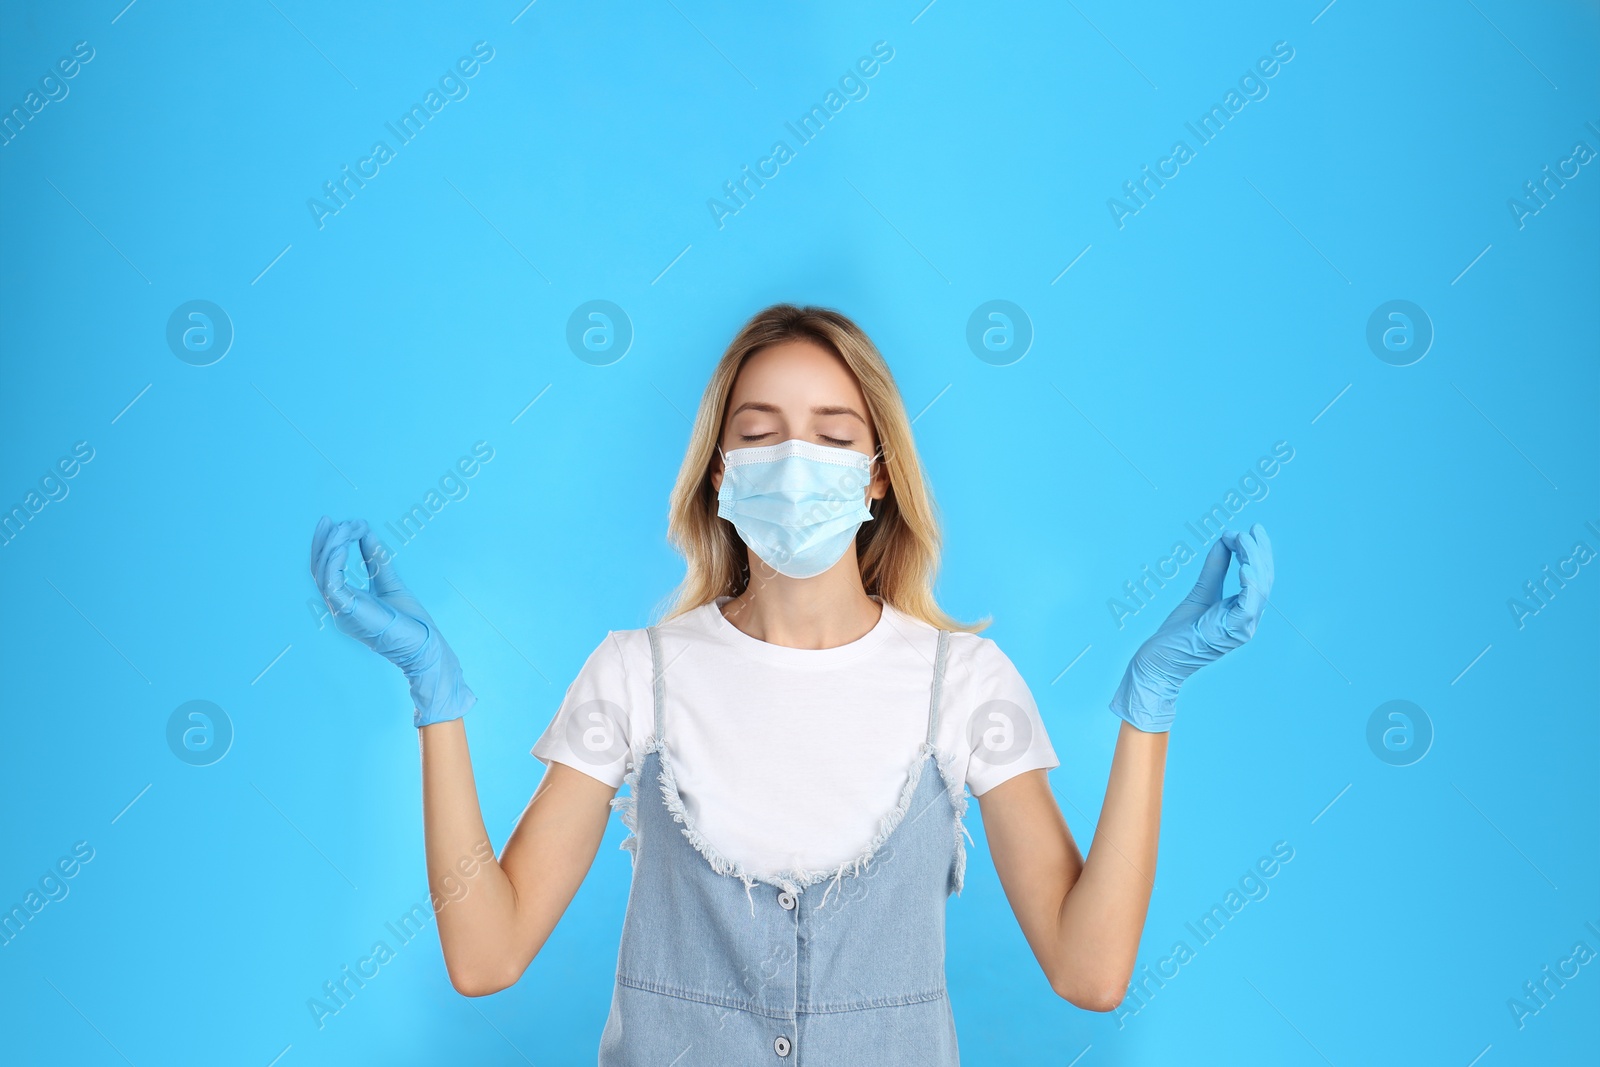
<box><xmin>309</xmin><ymin>516</ymin><xmax>618</xmax><ymax>996</ymax></box>
<box><xmin>421</xmin><ymin>721</ymin><xmax>616</xmax><ymax>995</ymax></box>
<box><xmin>983</xmin><ymin>523</ymin><xmax>1273</xmax><ymax>1011</ymax></box>
<box><xmin>978</xmin><ymin>722</ymin><xmax>1166</xmax><ymax>1011</ymax></box>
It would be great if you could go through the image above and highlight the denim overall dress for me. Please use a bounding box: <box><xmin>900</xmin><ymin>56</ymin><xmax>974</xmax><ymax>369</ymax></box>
<box><xmin>598</xmin><ymin>624</ymin><xmax>973</xmax><ymax>1066</ymax></box>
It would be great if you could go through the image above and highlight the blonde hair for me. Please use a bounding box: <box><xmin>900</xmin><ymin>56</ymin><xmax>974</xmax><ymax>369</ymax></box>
<box><xmin>657</xmin><ymin>303</ymin><xmax>989</xmax><ymax>634</ymax></box>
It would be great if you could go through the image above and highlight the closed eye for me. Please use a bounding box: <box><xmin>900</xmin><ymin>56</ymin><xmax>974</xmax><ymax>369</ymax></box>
<box><xmin>736</xmin><ymin>433</ymin><xmax>855</xmax><ymax>447</ymax></box>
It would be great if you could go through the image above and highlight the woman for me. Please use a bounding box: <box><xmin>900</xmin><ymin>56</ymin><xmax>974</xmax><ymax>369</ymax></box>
<box><xmin>308</xmin><ymin>303</ymin><xmax>1274</xmax><ymax>1063</ymax></box>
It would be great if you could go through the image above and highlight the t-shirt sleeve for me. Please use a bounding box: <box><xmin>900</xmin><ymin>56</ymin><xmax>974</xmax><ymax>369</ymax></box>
<box><xmin>955</xmin><ymin>636</ymin><xmax>1060</xmax><ymax>797</ymax></box>
<box><xmin>530</xmin><ymin>630</ymin><xmax>636</xmax><ymax>789</ymax></box>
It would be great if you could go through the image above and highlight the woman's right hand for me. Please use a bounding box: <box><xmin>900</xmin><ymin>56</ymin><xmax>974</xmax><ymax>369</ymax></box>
<box><xmin>309</xmin><ymin>515</ymin><xmax>477</xmax><ymax>728</ymax></box>
<box><xmin>1107</xmin><ymin>524</ymin><xmax>1273</xmax><ymax>733</ymax></box>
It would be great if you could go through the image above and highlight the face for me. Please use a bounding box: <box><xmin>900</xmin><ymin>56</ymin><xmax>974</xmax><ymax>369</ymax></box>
<box><xmin>710</xmin><ymin>339</ymin><xmax>888</xmax><ymax>506</ymax></box>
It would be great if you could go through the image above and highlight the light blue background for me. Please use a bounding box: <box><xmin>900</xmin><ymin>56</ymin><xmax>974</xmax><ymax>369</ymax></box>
<box><xmin>2</xmin><ymin>1</ymin><xmax>1596</xmax><ymax>1064</ymax></box>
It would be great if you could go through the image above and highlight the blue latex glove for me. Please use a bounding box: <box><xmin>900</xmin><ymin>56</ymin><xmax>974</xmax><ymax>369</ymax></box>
<box><xmin>309</xmin><ymin>516</ymin><xmax>477</xmax><ymax>728</ymax></box>
<box><xmin>1109</xmin><ymin>523</ymin><xmax>1274</xmax><ymax>733</ymax></box>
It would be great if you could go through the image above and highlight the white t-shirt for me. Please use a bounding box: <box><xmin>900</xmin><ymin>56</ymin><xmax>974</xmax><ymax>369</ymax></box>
<box><xmin>531</xmin><ymin>595</ymin><xmax>1059</xmax><ymax>881</ymax></box>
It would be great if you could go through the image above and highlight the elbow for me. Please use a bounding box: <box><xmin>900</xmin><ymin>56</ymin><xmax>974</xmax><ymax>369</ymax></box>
<box><xmin>446</xmin><ymin>960</ymin><xmax>525</xmax><ymax>998</ymax></box>
<box><xmin>1071</xmin><ymin>985</ymin><xmax>1129</xmax><ymax>1014</ymax></box>
<box><xmin>1050</xmin><ymin>971</ymin><xmax>1129</xmax><ymax>1013</ymax></box>
<box><xmin>448</xmin><ymin>970</ymin><xmax>507</xmax><ymax>998</ymax></box>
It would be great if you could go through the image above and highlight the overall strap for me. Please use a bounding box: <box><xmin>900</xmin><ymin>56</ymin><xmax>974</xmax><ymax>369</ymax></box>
<box><xmin>926</xmin><ymin>629</ymin><xmax>950</xmax><ymax>744</ymax></box>
<box><xmin>646</xmin><ymin>625</ymin><xmax>666</xmax><ymax>741</ymax></box>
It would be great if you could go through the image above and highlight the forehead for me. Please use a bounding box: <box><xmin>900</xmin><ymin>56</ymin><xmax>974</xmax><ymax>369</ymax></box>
<box><xmin>725</xmin><ymin>339</ymin><xmax>867</xmax><ymax>413</ymax></box>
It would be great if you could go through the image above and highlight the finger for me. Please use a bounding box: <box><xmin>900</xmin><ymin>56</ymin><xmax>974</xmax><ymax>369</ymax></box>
<box><xmin>1243</xmin><ymin>531</ymin><xmax>1262</xmax><ymax>589</ymax></box>
<box><xmin>1232</xmin><ymin>528</ymin><xmax>1272</xmax><ymax>600</ymax></box>
<box><xmin>315</xmin><ymin>521</ymin><xmax>356</xmax><ymax>608</ymax></box>
<box><xmin>359</xmin><ymin>531</ymin><xmax>407</xmax><ymax>597</ymax></box>
<box><xmin>1229</xmin><ymin>528</ymin><xmax>1255</xmax><ymax>574</ymax></box>
<box><xmin>316</xmin><ymin>519</ymin><xmax>369</xmax><ymax>608</ymax></box>
<box><xmin>315</xmin><ymin>518</ymin><xmax>366</xmax><ymax>587</ymax></box>
<box><xmin>1195</xmin><ymin>597</ymin><xmax>1244</xmax><ymax>654</ymax></box>
<box><xmin>334</xmin><ymin>584</ymin><xmax>400</xmax><ymax>642</ymax></box>
<box><xmin>1229</xmin><ymin>528</ymin><xmax>1270</xmax><ymax>630</ymax></box>
<box><xmin>1248</xmin><ymin>523</ymin><xmax>1275</xmax><ymax>596</ymax></box>
<box><xmin>1236</xmin><ymin>562</ymin><xmax>1266</xmax><ymax>623</ymax></box>
<box><xmin>1185</xmin><ymin>536</ymin><xmax>1233</xmax><ymax>606</ymax></box>
<box><xmin>1219</xmin><ymin>528</ymin><xmax>1251</xmax><ymax>578</ymax></box>
<box><xmin>310</xmin><ymin>515</ymin><xmax>332</xmax><ymax>578</ymax></box>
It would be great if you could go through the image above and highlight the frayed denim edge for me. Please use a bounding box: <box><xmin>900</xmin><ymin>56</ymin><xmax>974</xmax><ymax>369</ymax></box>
<box><xmin>930</xmin><ymin>743</ymin><xmax>974</xmax><ymax>899</ymax></box>
<box><xmin>611</xmin><ymin>734</ymin><xmax>972</xmax><ymax>917</ymax></box>
<box><xmin>610</xmin><ymin>757</ymin><xmax>643</xmax><ymax>862</ymax></box>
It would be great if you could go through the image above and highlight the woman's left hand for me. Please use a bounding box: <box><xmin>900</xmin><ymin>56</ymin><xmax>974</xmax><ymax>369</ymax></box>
<box><xmin>1109</xmin><ymin>522</ymin><xmax>1274</xmax><ymax>733</ymax></box>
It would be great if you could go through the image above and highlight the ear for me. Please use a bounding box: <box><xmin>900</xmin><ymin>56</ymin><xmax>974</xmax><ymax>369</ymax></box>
<box><xmin>710</xmin><ymin>442</ymin><xmax>725</xmax><ymax>493</ymax></box>
<box><xmin>868</xmin><ymin>449</ymin><xmax>889</xmax><ymax>502</ymax></box>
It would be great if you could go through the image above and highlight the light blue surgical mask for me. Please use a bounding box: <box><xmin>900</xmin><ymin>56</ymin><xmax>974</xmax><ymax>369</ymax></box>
<box><xmin>716</xmin><ymin>438</ymin><xmax>881</xmax><ymax>579</ymax></box>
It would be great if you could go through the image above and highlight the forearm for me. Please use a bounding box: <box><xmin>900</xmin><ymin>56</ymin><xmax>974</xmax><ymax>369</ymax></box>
<box><xmin>1054</xmin><ymin>719</ymin><xmax>1167</xmax><ymax>1003</ymax></box>
<box><xmin>419</xmin><ymin>718</ymin><xmax>521</xmax><ymax>994</ymax></box>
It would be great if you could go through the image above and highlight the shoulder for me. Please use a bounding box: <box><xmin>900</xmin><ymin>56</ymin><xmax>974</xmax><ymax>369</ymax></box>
<box><xmin>586</xmin><ymin>601</ymin><xmax>722</xmax><ymax>678</ymax></box>
<box><xmin>879</xmin><ymin>606</ymin><xmax>1026</xmax><ymax>688</ymax></box>
<box><xmin>568</xmin><ymin>627</ymin><xmax>636</xmax><ymax>680</ymax></box>
<box><xmin>940</xmin><ymin>631</ymin><xmax>1035</xmax><ymax>732</ymax></box>
<box><xmin>937</xmin><ymin>629</ymin><xmax>1058</xmax><ymax>795</ymax></box>
<box><xmin>945</xmin><ymin>629</ymin><xmax>1026</xmax><ymax>683</ymax></box>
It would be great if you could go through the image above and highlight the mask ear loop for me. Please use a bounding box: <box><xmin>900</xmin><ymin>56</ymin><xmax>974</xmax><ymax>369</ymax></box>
<box><xmin>715</xmin><ymin>443</ymin><xmax>736</xmax><ymax>503</ymax></box>
<box><xmin>864</xmin><ymin>443</ymin><xmax>886</xmax><ymax>515</ymax></box>
<box><xmin>714</xmin><ymin>442</ymin><xmax>749</xmax><ymax>588</ymax></box>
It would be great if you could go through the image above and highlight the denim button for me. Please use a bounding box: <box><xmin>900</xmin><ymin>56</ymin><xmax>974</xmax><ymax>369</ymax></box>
<box><xmin>773</xmin><ymin>1035</ymin><xmax>792</xmax><ymax>1057</ymax></box>
<box><xmin>777</xmin><ymin>891</ymin><xmax>796</xmax><ymax>910</ymax></box>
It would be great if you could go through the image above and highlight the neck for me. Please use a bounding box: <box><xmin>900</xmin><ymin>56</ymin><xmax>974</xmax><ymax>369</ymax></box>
<box><xmin>720</xmin><ymin>552</ymin><xmax>882</xmax><ymax>650</ymax></box>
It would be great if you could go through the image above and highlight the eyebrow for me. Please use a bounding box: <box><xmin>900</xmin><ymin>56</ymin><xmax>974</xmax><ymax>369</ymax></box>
<box><xmin>728</xmin><ymin>401</ymin><xmax>868</xmax><ymax>425</ymax></box>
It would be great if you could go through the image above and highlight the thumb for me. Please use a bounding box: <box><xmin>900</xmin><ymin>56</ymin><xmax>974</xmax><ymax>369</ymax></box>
<box><xmin>359</xmin><ymin>531</ymin><xmax>407</xmax><ymax>597</ymax></box>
